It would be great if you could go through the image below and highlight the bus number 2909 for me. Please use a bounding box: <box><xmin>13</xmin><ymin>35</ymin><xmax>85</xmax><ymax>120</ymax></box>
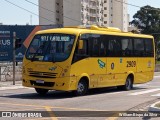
<box><xmin>126</xmin><ymin>61</ymin><xmax>136</xmax><ymax>67</ymax></box>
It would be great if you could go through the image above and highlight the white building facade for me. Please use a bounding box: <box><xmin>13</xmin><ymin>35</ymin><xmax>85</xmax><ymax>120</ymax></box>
<box><xmin>39</xmin><ymin>0</ymin><xmax>128</xmax><ymax>31</ymax></box>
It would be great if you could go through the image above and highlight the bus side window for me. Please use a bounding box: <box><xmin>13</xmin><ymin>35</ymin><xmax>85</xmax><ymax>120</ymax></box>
<box><xmin>134</xmin><ymin>39</ymin><xmax>145</xmax><ymax>57</ymax></box>
<box><xmin>99</xmin><ymin>41</ymin><xmax>105</xmax><ymax>57</ymax></box>
<box><xmin>92</xmin><ymin>38</ymin><xmax>99</xmax><ymax>56</ymax></box>
<box><xmin>145</xmin><ymin>39</ymin><xmax>154</xmax><ymax>57</ymax></box>
<box><xmin>72</xmin><ymin>34</ymin><xmax>89</xmax><ymax>63</ymax></box>
<box><xmin>108</xmin><ymin>37</ymin><xmax>121</xmax><ymax>57</ymax></box>
<box><xmin>121</xmin><ymin>38</ymin><xmax>133</xmax><ymax>57</ymax></box>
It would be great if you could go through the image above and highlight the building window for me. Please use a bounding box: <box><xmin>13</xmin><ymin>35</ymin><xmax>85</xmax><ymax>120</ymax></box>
<box><xmin>56</xmin><ymin>18</ymin><xmax>59</xmax><ymax>21</ymax></box>
<box><xmin>104</xmin><ymin>21</ymin><xmax>107</xmax><ymax>24</ymax></box>
<box><xmin>104</xmin><ymin>0</ymin><xmax>107</xmax><ymax>3</ymax></box>
<box><xmin>104</xmin><ymin>14</ymin><xmax>107</xmax><ymax>17</ymax></box>
<box><xmin>104</xmin><ymin>7</ymin><xmax>107</xmax><ymax>10</ymax></box>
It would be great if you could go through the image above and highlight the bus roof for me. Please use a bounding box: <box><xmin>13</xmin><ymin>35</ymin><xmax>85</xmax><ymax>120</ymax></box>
<box><xmin>36</xmin><ymin>25</ymin><xmax>153</xmax><ymax>39</ymax></box>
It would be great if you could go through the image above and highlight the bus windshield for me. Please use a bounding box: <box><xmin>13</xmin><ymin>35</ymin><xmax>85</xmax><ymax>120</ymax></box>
<box><xmin>26</xmin><ymin>33</ymin><xmax>75</xmax><ymax>62</ymax></box>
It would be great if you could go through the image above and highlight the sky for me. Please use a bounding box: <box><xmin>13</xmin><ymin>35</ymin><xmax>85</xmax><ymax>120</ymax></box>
<box><xmin>0</xmin><ymin>0</ymin><xmax>38</xmax><ymax>25</ymax></box>
<box><xmin>0</xmin><ymin>0</ymin><xmax>159</xmax><ymax>25</ymax></box>
<box><xmin>128</xmin><ymin>0</ymin><xmax>159</xmax><ymax>21</ymax></box>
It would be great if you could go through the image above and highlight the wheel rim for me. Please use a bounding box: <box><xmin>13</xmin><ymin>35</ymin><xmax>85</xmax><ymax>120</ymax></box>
<box><xmin>77</xmin><ymin>83</ymin><xmax>85</xmax><ymax>94</ymax></box>
<box><xmin>126</xmin><ymin>78</ymin><xmax>131</xmax><ymax>89</ymax></box>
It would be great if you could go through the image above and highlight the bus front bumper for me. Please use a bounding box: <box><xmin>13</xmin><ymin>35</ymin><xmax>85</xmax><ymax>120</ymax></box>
<box><xmin>22</xmin><ymin>75</ymin><xmax>78</xmax><ymax>91</ymax></box>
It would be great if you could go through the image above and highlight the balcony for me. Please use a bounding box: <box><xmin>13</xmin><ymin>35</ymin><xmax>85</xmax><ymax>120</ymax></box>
<box><xmin>90</xmin><ymin>13</ymin><xmax>97</xmax><ymax>17</ymax></box>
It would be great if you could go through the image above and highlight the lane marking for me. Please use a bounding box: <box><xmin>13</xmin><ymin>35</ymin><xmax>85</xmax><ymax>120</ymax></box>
<box><xmin>129</xmin><ymin>88</ymin><xmax>160</xmax><ymax>95</ymax></box>
<box><xmin>0</xmin><ymin>102</ymin><xmax>58</xmax><ymax>120</ymax></box>
<box><xmin>0</xmin><ymin>102</ymin><xmax>104</xmax><ymax>111</ymax></box>
<box><xmin>0</xmin><ymin>107</ymin><xmax>44</xmax><ymax>111</ymax></box>
<box><xmin>0</xmin><ymin>102</ymin><xmax>44</xmax><ymax>108</ymax></box>
<box><xmin>151</xmin><ymin>93</ymin><xmax>160</xmax><ymax>97</ymax></box>
<box><xmin>0</xmin><ymin>102</ymin><xmax>108</xmax><ymax>112</ymax></box>
<box><xmin>154</xmin><ymin>76</ymin><xmax>160</xmax><ymax>78</ymax></box>
<box><xmin>25</xmin><ymin>118</ymin><xmax>50</xmax><ymax>120</ymax></box>
<box><xmin>107</xmin><ymin>117</ymin><xmax>118</xmax><ymax>120</ymax></box>
<box><xmin>45</xmin><ymin>106</ymin><xmax>58</xmax><ymax>120</ymax></box>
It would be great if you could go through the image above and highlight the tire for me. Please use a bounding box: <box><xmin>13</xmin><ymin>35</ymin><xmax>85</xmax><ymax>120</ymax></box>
<box><xmin>74</xmin><ymin>79</ymin><xmax>88</xmax><ymax>96</ymax></box>
<box><xmin>35</xmin><ymin>88</ymin><xmax>49</xmax><ymax>95</ymax></box>
<box><xmin>117</xmin><ymin>76</ymin><xmax>133</xmax><ymax>91</ymax></box>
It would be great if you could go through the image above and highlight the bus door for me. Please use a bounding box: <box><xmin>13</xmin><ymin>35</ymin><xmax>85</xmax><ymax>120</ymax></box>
<box><xmin>73</xmin><ymin>34</ymin><xmax>100</xmax><ymax>88</ymax></box>
<box><xmin>105</xmin><ymin>37</ymin><xmax>122</xmax><ymax>86</ymax></box>
<box><xmin>90</xmin><ymin>35</ymin><xmax>107</xmax><ymax>88</ymax></box>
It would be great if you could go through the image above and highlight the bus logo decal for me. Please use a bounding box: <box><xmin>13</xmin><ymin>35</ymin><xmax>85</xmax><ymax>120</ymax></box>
<box><xmin>98</xmin><ymin>59</ymin><xmax>105</xmax><ymax>69</ymax></box>
<box><xmin>49</xmin><ymin>66</ymin><xmax>57</xmax><ymax>71</ymax></box>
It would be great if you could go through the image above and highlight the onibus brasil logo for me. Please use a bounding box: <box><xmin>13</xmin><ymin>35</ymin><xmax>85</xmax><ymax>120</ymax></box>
<box><xmin>98</xmin><ymin>59</ymin><xmax>105</xmax><ymax>69</ymax></box>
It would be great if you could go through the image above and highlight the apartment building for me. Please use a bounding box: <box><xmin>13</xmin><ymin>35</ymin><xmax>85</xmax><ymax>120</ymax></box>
<box><xmin>39</xmin><ymin>0</ymin><xmax>128</xmax><ymax>31</ymax></box>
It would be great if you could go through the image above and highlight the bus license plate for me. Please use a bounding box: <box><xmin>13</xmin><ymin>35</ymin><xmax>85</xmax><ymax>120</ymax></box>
<box><xmin>36</xmin><ymin>80</ymin><xmax>44</xmax><ymax>84</ymax></box>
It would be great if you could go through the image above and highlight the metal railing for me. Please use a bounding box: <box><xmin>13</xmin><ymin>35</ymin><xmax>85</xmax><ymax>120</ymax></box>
<box><xmin>0</xmin><ymin>62</ymin><xmax>22</xmax><ymax>82</ymax></box>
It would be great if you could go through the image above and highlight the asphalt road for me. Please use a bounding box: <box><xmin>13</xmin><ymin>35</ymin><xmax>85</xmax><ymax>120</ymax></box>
<box><xmin>0</xmin><ymin>76</ymin><xmax>160</xmax><ymax>120</ymax></box>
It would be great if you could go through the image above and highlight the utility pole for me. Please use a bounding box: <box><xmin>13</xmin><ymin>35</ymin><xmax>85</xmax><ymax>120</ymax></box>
<box><xmin>13</xmin><ymin>32</ymin><xmax>16</xmax><ymax>85</ymax></box>
<box><xmin>0</xmin><ymin>66</ymin><xmax>1</xmax><ymax>82</ymax></box>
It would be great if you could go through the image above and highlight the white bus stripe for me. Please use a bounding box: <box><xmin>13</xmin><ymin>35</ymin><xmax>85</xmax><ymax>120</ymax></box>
<box><xmin>129</xmin><ymin>88</ymin><xmax>160</xmax><ymax>95</ymax></box>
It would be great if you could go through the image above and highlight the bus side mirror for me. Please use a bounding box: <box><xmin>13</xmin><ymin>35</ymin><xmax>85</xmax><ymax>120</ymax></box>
<box><xmin>78</xmin><ymin>40</ymin><xmax>83</xmax><ymax>49</ymax></box>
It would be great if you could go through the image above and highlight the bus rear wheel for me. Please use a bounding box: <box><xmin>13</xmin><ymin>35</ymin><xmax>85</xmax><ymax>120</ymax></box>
<box><xmin>74</xmin><ymin>79</ymin><xmax>88</xmax><ymax>96</ymax></box>
<box><xmin>117</xmin><ymin>76</ymin><xmax>133</xmax><ymax>91</ymax></box>
<box><xmin>35</xmin><ymin>88</ymin><xmax>49</xmax><ymax>95</ymax></box>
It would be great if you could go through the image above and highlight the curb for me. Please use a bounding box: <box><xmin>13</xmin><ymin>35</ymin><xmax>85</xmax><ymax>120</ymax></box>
<box><xmin>0</xmin><ymin>86</ymin><xmax>26</xmax><ymax>91</ymax></box>
<box><xmin>148</xmin><ymin>101</ymin><xmax>160</xmax><ymax>112</ymax></box>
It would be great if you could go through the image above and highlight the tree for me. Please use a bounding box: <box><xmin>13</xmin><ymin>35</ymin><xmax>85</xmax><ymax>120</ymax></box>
<box><xmin>131</xmin><ymin>5</ymin><xmax>160</xmax><ymax>61</ymax></box>
<box><xmin>131</xmin><ymin>5</ymin><xmax>160</xmax><ymax>34</ymax></box>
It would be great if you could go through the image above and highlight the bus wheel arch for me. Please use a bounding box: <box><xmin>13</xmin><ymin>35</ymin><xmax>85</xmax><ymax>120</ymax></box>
<box><xmin>74</xmin><ymin>76</ymin><xmax>89</xmax><ymax>96</ymax></box>
<box><xmin>117</xmin><ymin>74</ymin><xmax>134</xmax><ymax>91</ymax></box>
<box><xmin>126</xmin><ymin>74</ymin><xmax>134</xmax><ymax>90</ymax></box>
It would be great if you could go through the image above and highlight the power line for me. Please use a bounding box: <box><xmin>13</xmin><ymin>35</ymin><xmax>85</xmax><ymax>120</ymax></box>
<box><xmin>3</xmin><ymin>0</ymin><xmax>56</xmax><ymax>24</ymax></box>
<box><xmin>24</xmin><ymin>0</ymin><xmax>82</xmax><ymax>24</ymax></box>
<box><xmin>114</xmin><ymin>0</ymin><xmax>141</xmax><ymax>8</ymax></box>
<box><xmin>114</xmin><ymin>0</ymin><xmax>160</xmax><ymax>11</ymax></box>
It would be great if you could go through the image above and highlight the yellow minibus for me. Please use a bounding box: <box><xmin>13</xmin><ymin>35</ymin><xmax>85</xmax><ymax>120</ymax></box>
<box><xmin>22</xmin><ymin>25</ymin><xmax>155</xmax><ymax>96</ymax></box>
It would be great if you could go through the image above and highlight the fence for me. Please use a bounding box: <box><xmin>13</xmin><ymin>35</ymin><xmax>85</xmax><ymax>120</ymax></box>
<box><xmin>0</xmin><ymin>62</ymin><xmax>22</xmax><ymax>81</ymax></box>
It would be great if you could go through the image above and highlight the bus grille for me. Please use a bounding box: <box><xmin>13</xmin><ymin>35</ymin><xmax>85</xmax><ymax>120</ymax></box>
<box><xmin>28</xmin><ymin>71</ymin><xmax>58</xmax><ymax>78</ymax></box>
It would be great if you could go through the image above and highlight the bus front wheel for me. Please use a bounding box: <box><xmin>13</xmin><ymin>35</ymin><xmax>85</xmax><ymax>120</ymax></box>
<box><xmin>35</xmin><ymin>88</ymin><xmax>49</xmax><ymax>95</ymax></box>
<box><xmin>117</xmin><ymin>76</ymin><xmax>133</xmax><ymax>91</ymax></box>
<box><xmin>74</xmin><ymin>79</ymin><xmax>88</xmax><ymax>96</ymax></box>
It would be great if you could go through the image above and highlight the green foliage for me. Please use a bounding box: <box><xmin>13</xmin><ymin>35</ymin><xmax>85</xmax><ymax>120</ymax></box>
<box><xmin>131</xmin><ymin>5</ymin><xmax>160</xmax><ymax>34</ymax></box>
<box><xmin>131</xmin><ymin>5</ymin><xmax>160</xmax><ymax>59</ymax></box>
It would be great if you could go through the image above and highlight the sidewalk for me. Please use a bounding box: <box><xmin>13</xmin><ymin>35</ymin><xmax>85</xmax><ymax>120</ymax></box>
<box><xmin>0</xmin><ymin>80</ymin><xmax>22</xmax><ymax>87</ymax></box>
<box><xmin>154</xmin><ymin>72</ymin><xmax>160</xmax><ymax>76</ymax></box>
<box><xmin>0</xmin><ymin>80</ymin><xmax>24</xmax><ymax>90</ymax></box>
